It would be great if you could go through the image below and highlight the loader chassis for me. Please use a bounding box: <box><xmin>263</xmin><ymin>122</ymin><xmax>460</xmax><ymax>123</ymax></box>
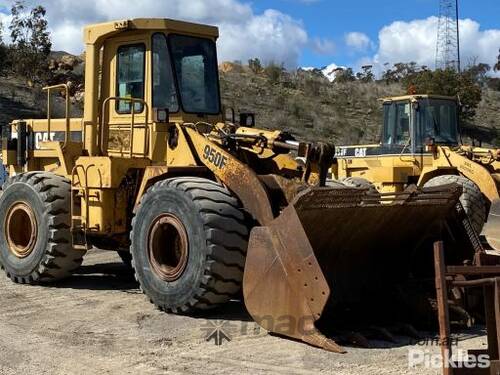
<box><xmin>0</xmin><ymin>19</ymin><xmax>479</xmax><ymax>352</ymax></box>
<box><xmin>332</xmin><ymin>95</ymin><xmax>500</xmax><ymax>237</ymax></box>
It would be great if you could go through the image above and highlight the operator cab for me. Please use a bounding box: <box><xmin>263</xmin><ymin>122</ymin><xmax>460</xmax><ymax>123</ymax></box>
<box><xmin>81</xmin><ymin>19</ymin><xmax>224</xmax><ymax>157</ymax></box>
<box><xmin>101</xmin><ymin>21</ymin><xmax>222</xmax><ymax>121</ymax></box>
<box><xmin>381</xmin><ymin>95</ymin><xmax>459</xmax><ymax>153</ymax></box>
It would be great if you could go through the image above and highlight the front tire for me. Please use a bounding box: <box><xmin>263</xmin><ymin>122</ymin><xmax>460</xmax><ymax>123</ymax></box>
<box><xmin>130</xmin><ymin>177</ymin><xmax>248</xmax><ymax>313</ymax></box>
<box><xmin>0</xmin><ymin>172</ymin><xmax>86</xmax><ymax>283</ymax></box>
<box><xmin>424</xmin><ymin>175</ymin><xmax>487</xmax><ymax>234</ymax></box>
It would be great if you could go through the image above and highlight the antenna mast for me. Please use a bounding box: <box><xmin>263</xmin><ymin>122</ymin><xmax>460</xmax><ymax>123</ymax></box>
<box><xmin>435</xmin><ymin>0</ymin><xmax>461</xmax><ymax>72</ymax></box>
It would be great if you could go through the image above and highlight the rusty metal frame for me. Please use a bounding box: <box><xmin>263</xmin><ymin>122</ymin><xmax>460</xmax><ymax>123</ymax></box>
<box><xmin>434</xmin><ymin>241</ymin><xmax>500</xmax><ymax>375</ymax></box>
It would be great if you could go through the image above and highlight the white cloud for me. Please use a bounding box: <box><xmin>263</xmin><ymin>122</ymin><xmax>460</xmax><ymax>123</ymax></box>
<box><xmin>0</xmin><ymin>0</ymin><xmax>308</xmax><ymax>68</ymax></box>
<box><xmin>372</xmin><ymin>17</ymin><xmax>500</xmax><ymax>72</ymax></box>
<box><xmin>217</xmin><ymin>9</ymin><xmax>307</xmax><ymax>68</ymax></box>
<box><xmin>311</xmin><ymin>37</ymin><xmax>336</xmax><ymax>55</ymax></box>
<box><xmin>345</xmin><ymin>32</ymin><xmax>372</xmax><ymax>52</ymax></box>
<box><xmin>320</xmin><ymin>17</ymin><xmax>500</xmax><ymax>80</ymax></box>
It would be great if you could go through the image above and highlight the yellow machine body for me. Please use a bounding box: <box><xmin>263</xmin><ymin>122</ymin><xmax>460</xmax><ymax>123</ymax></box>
<box><xmin>0</xmin><ymin>21</ymin><xmax>479</xmax><ymax>353</ymax></box>
<box><xmin>331</xmin><ymin>95</ymin><xmax>500</xmax><ymax>245</ymax></box>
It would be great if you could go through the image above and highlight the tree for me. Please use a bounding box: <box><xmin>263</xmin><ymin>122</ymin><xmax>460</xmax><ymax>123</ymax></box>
<box><xmin>402</xmin><ymin>68</ymin><xmax>482</xmax><ymax>123</ymax></box>
<box><xmin>0</xmin><ymin>19</ymin><xmax>5</xmax><ymax>73</ymax></box>
<box><xmin>356</xmin><ymin>65</ymin><xmax>374</xmax><ymax>83</ymax></box>
<box><xmin>9</xmin><ymin>1</ymin><xmax>52</xmax><ymax>82</ymax></box>
<box><xmin>465</xmin><ymin>60</ymin><xmax>491</xmax><ymax>86</ymax></box>
<box><xmin>334</xmin><ymin>67</ymin><xmax>355</xmax><ymax>83</ymax></box>
<box><xmin>381</xmin><ymin>62</ymin><xmax>419</xmax><ymax>83</ymax></box>
<box><xmin>264</xmin><ymin>62</ymin><xmax>284</xmax><ymax>84</ymax></box>
<box><xmin>495</xmin><ymin>49</ymin><xmax>500</xmax><ymax>72</ymax></box>
<box><xmin>248</xmin><ymin>58</ymin><xmax>263</xmax><ymax>74</ymax></box>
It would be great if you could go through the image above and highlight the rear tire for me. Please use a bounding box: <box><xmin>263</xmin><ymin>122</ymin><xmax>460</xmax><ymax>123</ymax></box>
<box><xmin>424</xmin><ymin>175</ymin><xmax>487</xmax><ymax>234</ymax></box>
<box><xmin>0</xmin><ymin>172</ymin><xmax>86</xmax><ymax>283</ymax></box>
<box><xmin>130</xmin><ymin>177</ymin><xmax>248</xmax><ymax>313</ymax></box>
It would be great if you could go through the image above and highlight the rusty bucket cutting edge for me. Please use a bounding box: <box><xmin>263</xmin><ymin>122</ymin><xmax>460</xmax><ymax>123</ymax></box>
<box><xmin>483</xmin><ymin>199</ymin><xmax>500</xmax><ymax>252</ymax></box>
<box><xmin>243</xmin><ymin>201</ymin><xmax>345</xmax><ymax>353</ymax></box>
<box><xmin>243</xmin><ymin>185</ymin><xmax>467</xmax><ymax>353</ymax></box>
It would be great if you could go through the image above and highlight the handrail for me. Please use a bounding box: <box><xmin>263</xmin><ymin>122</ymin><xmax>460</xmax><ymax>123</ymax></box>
<box><xmin>42</xmin><ymin>83</ymin><xmax>71</xmax><ymax>148</ymax></box>
<box><xmin>100</xmin><ymin>97</ymin><xmax>149</xmax><ymax>158</ymax></box>
<box><xmin>71</xmin><ymin>163</ymin><xmax>98</xmax><ymax>233</ymax></box>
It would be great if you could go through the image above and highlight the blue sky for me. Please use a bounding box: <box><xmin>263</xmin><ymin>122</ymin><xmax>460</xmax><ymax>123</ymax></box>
<box><xmin>0</xmin><ymin>0</ymin><xmax>499</xmax><ymax>72</ymax></box>
<box><xmin>250</xmin><ymin>0</ymin><xmax>500</xmax><ymax>68</ymax></box>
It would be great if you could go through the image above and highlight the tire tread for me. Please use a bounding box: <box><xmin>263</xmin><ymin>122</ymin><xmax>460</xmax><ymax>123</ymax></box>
<box><xmin>424</xmin><ymin>174</ymin><xmax>487</xmax><ymax>234</ymax></box>
<box><xmin>0</xmin><ymin>172</ymin><xmax>85</xmax><ymax>283</ymax></box>
<box><xmin>131</xmin><ymin>177</ymin><xmax>249</xmax><ymax>313</ymax></box>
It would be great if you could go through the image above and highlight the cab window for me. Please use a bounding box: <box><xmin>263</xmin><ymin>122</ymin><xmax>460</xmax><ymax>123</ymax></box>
<box><xmin>383</xmin><ymin>102</ymin><xmax>411</xmax><ymax>146</ymax></box>
<box><xmin>416</xmin><ymin>99</ymin><xmax>458</xmax><ymax>146</ymax></box>
<box><xmin>116</xmin><ymin>44</ymin><xmax>145</xmax><ymax>113</ymax></box>
<box><xmin>152</xmin><ymin>34</ymin><xmax>179</xmax><ymax>112</ymax></box>
<box><xmin>169</xmin><ymin>34</ymin><xmax>220</xmax><ymax>114</ymax></box>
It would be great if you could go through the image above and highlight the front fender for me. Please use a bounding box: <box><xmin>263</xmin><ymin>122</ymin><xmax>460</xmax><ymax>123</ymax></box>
<box><xmin>184</xmin><ymin>127</ymin><xmax>274</xmax><ymax>225</ymax></box>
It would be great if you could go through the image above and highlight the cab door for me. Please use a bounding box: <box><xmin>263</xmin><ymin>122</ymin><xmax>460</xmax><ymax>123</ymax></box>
<box><xmin>102</xmin><ymin>35</ymin><xmax>151</xmax><ymax>158</ymax></box>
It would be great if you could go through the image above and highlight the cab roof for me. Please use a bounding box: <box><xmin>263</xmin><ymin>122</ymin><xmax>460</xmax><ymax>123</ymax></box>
<box><xmin>84</xmin><ymin>18</ymin><xmax>219</xmax><ymax>45</ymax></box>
<box><xmin>380</xmin><ymin>94</ymin><xmax>457</xmax><ymax>103</ymax></box>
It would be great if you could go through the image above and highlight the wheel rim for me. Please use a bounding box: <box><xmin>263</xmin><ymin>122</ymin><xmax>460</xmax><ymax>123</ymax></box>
<box><xmin>5</xmin><ymin>202</ymin><xmax>38</xmax><ymax>258</ymax></box>
<box><xmin>147</xmin><ymin>214</ymin><xmax>189</xmax><ymax>281</ymax></box>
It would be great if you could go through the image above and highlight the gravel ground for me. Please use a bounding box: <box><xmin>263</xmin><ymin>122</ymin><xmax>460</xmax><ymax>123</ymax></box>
<box><xmin>0</xmin><ymin>249</ymin><xmax>488</xmax><ymax>375</ymax></box>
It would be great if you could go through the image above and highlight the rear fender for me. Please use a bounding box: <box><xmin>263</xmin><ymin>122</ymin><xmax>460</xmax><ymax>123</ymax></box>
<box><xmin>429</xmin><ymin>147</ymin><xmax>500</xmax><ymax>203</ymax></box>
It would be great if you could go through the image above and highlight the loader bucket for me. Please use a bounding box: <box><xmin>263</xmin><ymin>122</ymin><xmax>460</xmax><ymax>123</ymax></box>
<box><xmin>483</xmin><ymin>199</ymin><xmax>500</xmax><ymax>251</ymax></box>
<box><xmin>243</xmin><ymin>184</ymin><xmax>474</xmax><ymax>352</ymax></box>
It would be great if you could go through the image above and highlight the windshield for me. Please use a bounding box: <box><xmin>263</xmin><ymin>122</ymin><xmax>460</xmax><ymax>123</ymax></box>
<box><xmin>382</xmin><ymin>102</ymin><xmax>411</xmax><ymax>146</ymax></box>
<box><xmin>416</xmin><ymin>99</ymin><xmax>458</xmax><ymax>145</ymax></box>
<box><xmin>168</xmin><ymin>34</ymin><xmax>220</xmax><ymax>114</ymax></box>
<box><xmin>152</xmin><ymin>34</ymin><xmax>179</xmax><ymax>112</ymax></box>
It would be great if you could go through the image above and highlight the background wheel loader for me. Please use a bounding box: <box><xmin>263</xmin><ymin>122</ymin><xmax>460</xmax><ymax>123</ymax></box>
<box><xmin>331</xmin><ymin>95</ymin><xmax>500</xmax><ymax>249</ymax></box>
<box><xmin>0</xmin><ymin>19</ymin><xmax>479</xmax><ymax>353</ymax></box>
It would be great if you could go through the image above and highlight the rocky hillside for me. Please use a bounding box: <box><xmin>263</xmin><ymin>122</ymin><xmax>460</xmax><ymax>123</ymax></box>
<box><xmin>0</xmin><ymin>52</ymin><xmax>84</xmax><ymax>126</ymax></box>
<box><xmin>220</xmin><ymin>63</ymin><xmax>401</xmax><ymax>144</ymax></box>
<box><xmin>1</xmin><ymin>57</ymin><xmax>499</xmax><ymax>146</ymax></box>
<box><xmin>220</xmin><ymin>62</ymin><xmax>500</xmax><ymax>145</ymax></box>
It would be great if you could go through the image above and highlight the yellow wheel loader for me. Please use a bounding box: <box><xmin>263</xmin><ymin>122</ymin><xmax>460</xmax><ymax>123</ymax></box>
<box><xmin>332</xmin><ymin>95</ymin><xmax>500</xmax><ymax>249</ymax></box>
<box><xmin>0</xmin><ymin>20</ymin><xmax>479</xmax><ymax>352</ymax></box>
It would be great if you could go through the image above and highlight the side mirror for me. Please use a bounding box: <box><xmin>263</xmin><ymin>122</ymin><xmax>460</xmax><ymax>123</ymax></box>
<box><xmin>424</xmin><ymin>137</ymin><xmax>437</xmax><ymax>153</ymax></box>
<box><xmin>239</xmin><ymin>112</ymin><xmax>255</xmax><ymax>127</ymax></box>
<box><xmin>153</xmin><ymin>108</ymin><xmax>170</xmax><ymax>123</ymax></box>
<box><xmin>425</xmin><ymin>137</ymin><xmax>435</xmax><ymax>146</ymax></box>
